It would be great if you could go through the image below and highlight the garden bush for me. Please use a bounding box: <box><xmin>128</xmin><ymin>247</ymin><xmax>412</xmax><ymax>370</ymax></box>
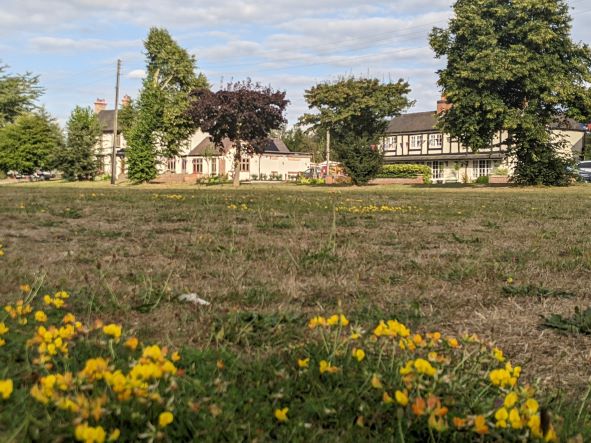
<box><xmin>377</xmin><ymin>164</ymin><xmax>432</xmax><ymax>182</ymax></box>
<box><xmin>475</xmin><ymin>176</ymin><xmax>490</xmax><ymax>184</ymax></box>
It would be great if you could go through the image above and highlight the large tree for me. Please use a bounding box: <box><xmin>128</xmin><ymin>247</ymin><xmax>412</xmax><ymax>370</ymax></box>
<box><xmin>58</xmin><ymin>106</ymin><xmax>102</xmax><ymax>180</ymax></box>
<box><xmin>430</xmin><ymin>0</ymin><xmax>591</xmax><ymax>185</ymax></box>
<box><xmin>188</xmin><ymin>79</ymin><xmax>289</xmax><ymax>187</ymax></box>
<box><xmin>281</xmin><ymin>127</ymin><xmax>324</xmax><ymax>163</ymax></box>
<box><xmin>300</xmin><ymin>77</ymin><xmax>412</xmax><ymax>184</ymax></box>
<box><xmin>0</xmin><ymin>111</ymin><xmax>63</xmax><ymax>174</ymax></box>
<box><xmin>0</xmin><ymin>63</ymin><xmax>44</xmax><ymax>128</ymax></box>
<box><xmin>126</xmin><ymin>28</ymin><xmax>209</xmax><ymax>183</ymax></box>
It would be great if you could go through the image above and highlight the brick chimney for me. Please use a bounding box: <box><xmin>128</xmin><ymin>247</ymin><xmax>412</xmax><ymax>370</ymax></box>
<box><xmin>94</xmin><ymin>98</ymin><xmax>107</xmax><ymax>114</ymax></box>
<box><xmin>436</xmin><ymin>95</ymin><xmax>451</xmax><ymax>114</ymax></box>
<box><xmin>121</xmin><ymin>95</ymin><xmax>131</xmax><ymax>107</ymax></box>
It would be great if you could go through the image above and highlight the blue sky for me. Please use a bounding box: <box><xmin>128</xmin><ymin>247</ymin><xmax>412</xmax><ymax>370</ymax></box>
<box><xmin>1</xmin><ymin>0</ymin><xmax>590</xmax><ymax>126</ymax></box>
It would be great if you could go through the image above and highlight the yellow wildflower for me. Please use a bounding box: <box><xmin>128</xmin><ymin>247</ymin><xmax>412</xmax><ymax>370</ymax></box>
<box><xmin>124</xmin><ymin>337</ymin><xmax>139</xmax><ymax>350</ymax></box>
<box><xmin>524</xmin><ymin>398</ymin><xmax>539</xmax><ymax>416</ymax></box>
<box><xmin>63</xmin><ymin>313</ymin><xmax>76</xmax><ymax>324</ymax></box>
<box><xmin>509</xmin><ymin>408</ymin><xmax>522</xmax><ymax>429</ymax></box>
<box><xmin>544</xmin><ymin>426</ymin><xmax>558</xmax><ymax>442</ymax></box>
<box><xmin>319</xmin><ymin>360</ymin><xmax>338</xmax><ymax>374</ymax></box>
<box><xmin>0</xmin><ymin>322</ymin><xmax>8</xmax><ymax>335</ymax></box>
<box><xmin>399</xmin><ymin>360</ymin><xmax>414</xmax><ymax>375</ymax></box>
<box><xmin>447</xmin><ymin>337</ymin><xmax>459</xmax><ymax>348</ymax></box>
<box><xmin>370</xmin><ymin>374</ymin><xmax>383</xmax><ymax>389</ymax></box>
<box><xmin>0</xmin><ymin>379</ymin><xmax>13</xmax><ymax>399</ymax></box>
<box><xmin>297</xmin><ymin>358</ymin><xmax>310</xmax><ymax>368</ymax></box>
<box><xmin>308</xmin><ymin>316</ymin><xmax>326</xmax><ymax>329</ymax></box>
<box><xmin>34</xmin><ymin>311</ymin><xmax>47</xmax><ymax>322</ymax></box>
<box><xmin>352</xmin><ymin>348</ymin><xmax>365</xmax><ymax>362</ymax></box>
<box><xmin>395</xmin><ymin>390</ymin><xmax>408</xmax><ymax>406</ymax></box>
<box><xmin>493</xmin><ymin>347</ymin><xmax>505</xmax><ymax>362</ymax></box>
<box><xmin>413</xmin><ymin>358</ymin><xmax>436</xmax><ymax>376</ymax></box>
<box><xmin>20</xmin><ymin>284</ymin><xmax>31</xmax><ymax>293</ymax></box>
<box><xmin>171</xmin><ymin>351</ymin><xmax>181</xmax><ymax>362</ymax></box>
<box><xmin>412</xmin><ymin>397</ymin><xmax>426</xmax><ymax>416</ymax></box>
<box><xmin>504</xmin><ymin>392</ymin><xmax>518</xmax><ymax>409</ymax></box>
<box><xmin>108</xmin><ymin>429</ymin><xmax>120</xmax><ymax>441</ymax></box>
<box><xmin>274</xmin><ymin>407</ymin><xmax>289</xmax><ymax>422</ymax></box>
<box><xmin>158</xmin><ymin>411</ymin><xmax>174</xmax><ymax>427</ymax></box>
<box><xmin>474</xmin><ymin>415</ymin><xmax>489</xmax><ymax>435</ymax></box>
<box><xmin>350</xmin><ymin>331</ymin><xmax>361</xmax><ymax>340</ymax></box>
<box><xmin>102</xmin><ymin>324</ymin><xmax>122</xmax><ymax>341</ymax></box>
<box><xmin>495</xmin><ymin>407</ymin><xmax>508</xmax><ymax>428</ymax></box>
<box><xmin>382</xmin><ymin>392</ymin><xmax>394</xmax><ymax>404</ymax></box>
<box><xmin>74</xmin><ymin>423</ymin><xmax>106</xmax><ymax>443</ymax></box>
<box><xmin>0</xmin><ymin>338</ymin><xmax>5</xmax><ymax>347</ymax></box>
<box><xmin>453</xmin><ymin>417</ymin><xmax>466</xmax><ymax>428</ymax></box>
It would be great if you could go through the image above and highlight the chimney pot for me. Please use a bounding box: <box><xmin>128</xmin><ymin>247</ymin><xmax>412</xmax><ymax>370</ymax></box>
<box><xmin>121</xmin><ymin>95</ymin><xmax>131</xmax><ymax>107</ymax></box>
<box><xmin>94</xmin><ymin>98</ymin><xmax>107</xmax><ymax>114</ymax></box>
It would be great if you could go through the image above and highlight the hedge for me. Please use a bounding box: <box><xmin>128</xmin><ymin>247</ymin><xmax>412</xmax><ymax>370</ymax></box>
<box><xmin>377</xmin><ymin>164</ymin><xmax>432</xmax><ymax>182</ymax></box>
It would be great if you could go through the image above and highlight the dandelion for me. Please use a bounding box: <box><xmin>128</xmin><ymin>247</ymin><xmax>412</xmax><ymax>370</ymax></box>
<box><xmin>274</xmin><ymin>407</ymin><xmax>289</xmax><ymax>422</ymax></box>
<box><xmin>158</xmin><ymin>411</ymin><xmax>174</xmax><ymax>427</ymax></box>
<box><xmin>0</xmin><ymin>379</ymin><xmax>13</xmax><ymax>399</ymax></box>
<box><xmin>297</xmin><ymin>358</ymin><xmax>310</xmax><ymax>368</ymax></box>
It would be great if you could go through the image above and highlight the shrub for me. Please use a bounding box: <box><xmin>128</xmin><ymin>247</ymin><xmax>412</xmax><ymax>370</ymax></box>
<box><xmin>251</xmin><ymin>174</ymin><xmax>258</xmax><ymax>181</ymax></box>
<box><xmin>378</xmin><ymin>164</ymin><xmax>432</xmax><ymax>183</ymax></box>
<box><xmin>333</xmin><ymin>134</ymin><xmax>383</xmax><ymax>185</ymax></box>
<box><xmin>493</xmin><ymin>166</ymin><xmax>509</xmax><ymax>176</ymax></box>
<box><xmin>296</xmin><ymin>177</ymin><xmax>325</xmax><ymax>185</ymax></box>
<box><xmin>475</xmin><ymin>176</ymin><xmax>489</xmax><ymax>184</ymax></box>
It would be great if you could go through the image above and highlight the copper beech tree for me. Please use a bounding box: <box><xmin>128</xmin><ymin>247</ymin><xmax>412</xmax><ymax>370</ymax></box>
<box><xmin>188</xmin><ymin>80</ymin><xmax>289</xmax><ymax>187</ymax></box>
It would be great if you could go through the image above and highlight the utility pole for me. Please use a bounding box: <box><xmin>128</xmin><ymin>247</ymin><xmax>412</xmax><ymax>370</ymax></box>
<box><xmin>111</xmin><ymin>59</ymin><xmax>121</xmax><ymax>185</ymax></box>
<box><xmin>326</xmin><ymin>128</ymin><xmax>330</xmax><ymax>178</ymax></box>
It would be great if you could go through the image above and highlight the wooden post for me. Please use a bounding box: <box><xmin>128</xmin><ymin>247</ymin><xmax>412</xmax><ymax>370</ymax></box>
<box><xmin>110</xmin><ymin>59</ymin><xmax>121</xmax><ymax>185</ymax></box>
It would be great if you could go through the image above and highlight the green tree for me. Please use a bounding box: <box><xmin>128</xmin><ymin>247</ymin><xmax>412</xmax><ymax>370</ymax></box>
<box><xmin>58</xmin><ymin>106</ymin><xmax>102</xmax><ymax>180</ymax></box>
<box><xmin>0</xmin><ymin>63</ymin><xmax>44</xmax><ymax>127</ymax></box>
<box><xmin>0</xmin><ymin>111</ymin><xmax>63</xmax><ymax>174</ymax></box>
<box><xmin>334</xmin><ymin>134</ymin><xmax>383</xmax><ymax>185</ymax></box>
<box><xmin>300</xmin><ymin>77</ymin><xmax>412</xmax><ymax>184</ymax></box>
<box><xmin>430</xmin><ymin>0</ymin><xmax>591</xmax><ymax>185</ymax></box>
<box><xmin>282</xmin><ymin>127</ymin><xmax>324</xmax><ymax>163</ymax></box>
<box><xmin>127</xmin><ymin>28</ymin><xmax>209</xmax><ymax>183</ymax></box>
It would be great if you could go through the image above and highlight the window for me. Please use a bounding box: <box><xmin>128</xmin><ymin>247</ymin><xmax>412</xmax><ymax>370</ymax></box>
<box><xmin>426</xmin><ymin>161</ymin><xmax>444</xmax><ymax>180</ymax></box>
<box><xmin>211</xmin><ymin>159</ymin><xmax>217</xmax><ymax>175</ymax></box>
<box><xmin>240</xmin><ymin>157</ymin><xmax>250</xmax><ymax>172</ymax></box>
<box><xmin>473</xmin><ymin>160</ymin><xmax>492</xmax><ymax>178</ymax></box>
<box><xmin>167</xmin><ymin>158</ymin><xmax>176</xmax><ymax>172</ymax></box>
<box><xmin>409</xmin><ymin>135</ymin><xmax>423</xmax><ymax>150</ymax></box>
<box><xmin>181</xmin><ymin>158</ymin><xmax>187</xmax><ymax>173</ymax></box>
<box><xmin>192</xmin><ymin>158</ymin><xmax>203</xmax><ymax>174</ymax></box>
<box><xmin>384</xmin><ymin>136</ymin><xmax>397</xmax><ymax>153</ymax></box>
<box><xmin>429</xmin><ymin>133</ymin><xmax>443</xmax><ymax>148</ymax></box>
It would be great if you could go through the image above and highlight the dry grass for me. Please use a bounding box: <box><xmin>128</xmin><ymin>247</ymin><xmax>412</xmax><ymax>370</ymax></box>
<box><xmin>1</xmin><ymin>181</ymin><xmax>591</xmax><ymax>395</ymax></box>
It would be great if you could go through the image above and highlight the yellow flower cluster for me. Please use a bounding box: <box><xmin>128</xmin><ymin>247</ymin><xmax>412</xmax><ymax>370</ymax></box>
<box><xmin>0</xmin><ymin>242</ymin><xmax>4</xmax><ymax>257</ymax></box>
<box><xmin>373</xmin><ymin>319</ymin><xmax>410</xmax><ymax>338</ymax></box>
<box><xmin>335</xmin><ymin>204</ymin><xmax>416</xmax><ymax>214</ymax></box>
<box><xmin>28</xmin><ymin>320</ymin><xmax>81</xmax><ymax>367</ymax></box>
<box><xmin>4</xmin><ymin>299</ymin><xmax>33</xmax><ymax>324</ymax></box>
<box><xmin>308</xmin><ymin>314</ymin><xmax>349</xmax><ymax>329</ymax></box>
<box><xmin>43</xmin><ymin>290</ymin><xmax>69</xmax><ymax>309</ymax></box>
<box><xmin>489</xmin><ymin>362</ymin><xmax>521</xmax><ymax>388</ymax></box>
<box><xmin>227</xmin><ymin>203</ymin><xmax>249</xmax><ymax>210</ymax></box>
<box><xmin>0</xmin><ymin>321</ymin><xmax>8</xmax><ymax>346</ymax></box>
<box><xmin>152</xmin><ymin>193</ymin><xmax>185</xmax><ymax>201</ymax></box>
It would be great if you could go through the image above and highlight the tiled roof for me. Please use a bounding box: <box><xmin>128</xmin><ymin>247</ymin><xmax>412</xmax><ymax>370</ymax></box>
<box><xmin>386</xmin><ymin>111</ymin><xmax>438</xmax><ymax>134</ymax></box>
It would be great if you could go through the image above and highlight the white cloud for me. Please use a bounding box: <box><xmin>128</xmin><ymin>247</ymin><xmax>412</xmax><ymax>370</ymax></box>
<box><xmin>127</xmin><ymin>69</ymin><xmax>146</xmax><ymax>79</ymax></box>
<box><xmin>29</xmin><ymin>36</ymin><xmax>139</xmax><ymax>53</ymax></box>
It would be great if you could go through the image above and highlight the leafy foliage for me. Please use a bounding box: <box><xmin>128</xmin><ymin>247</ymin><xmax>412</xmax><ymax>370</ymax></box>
<box><xmin>378</xmin><ymin>164</ymin><xmax>432</xmax><ymax>181</ymax></box>
<box><xmin>126</xmin><ymin>28</ymin><xmax>209</xmax><ymax>183</ymax></box>
<box><xmin>502</xmin><ymin>284</ymin><xmax>575</xmax><ymax>299</ymax></box>
<box><xmin>430</xmin><ymin>0</ymin><xmax>591</xmax><ymax>185</ymax></box>
<box><xmin>188</xmin><ymin>79</ymin><xmax>289</xmax><ymax>187</ymax></box>
<box><xmin>300</xmin><ymin>77</ymin><xmax>413</xmax><ymax>139</ymax></box>
<box><xmin>58</xmin><ymin>106</ymin><xmax>102</xmax><ymax>181</ymax></box>
<box><xmin>0</xmin><ymin>111</ymin><xmax>63</xmax><ymax>174</ymax></box>
<box><xmin>0</xmin><ymin>63</ymin><xmax>44</xmax><ymax>128</ymax></box>
<box><xmin>281</xmin><ymin>127</ymin><xmax>324</xmax><ymax>162</ymax></box>
<box><xmin>542</xmin><ymin>306</ymin><xmax>591</xmax><ymax>335</ymax></box>
<box><xmin>333</xmin><ymin>134</ymin><xmax>383</xmax><ymax>185</ymax></box>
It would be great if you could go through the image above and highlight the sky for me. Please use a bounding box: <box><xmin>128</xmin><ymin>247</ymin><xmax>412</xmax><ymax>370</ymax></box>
<box><xmin>1</xmin><ymin>0</ymin><xmax>590</xmax><ymax>127</ymax></box>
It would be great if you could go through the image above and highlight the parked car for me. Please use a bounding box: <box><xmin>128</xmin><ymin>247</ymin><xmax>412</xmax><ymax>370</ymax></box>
<box><xmin>578</xmin><ymin>161</ymin><xmax>591</xmax><ymax>182</ymax></box>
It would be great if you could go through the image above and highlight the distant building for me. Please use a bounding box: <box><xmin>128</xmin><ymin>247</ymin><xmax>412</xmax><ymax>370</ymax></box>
<box><xmin>93</xmin><ymin>98</ymin><xmax>311</xmax><ymax>182</ymax></box>
<box><xmin>383</xmin><ymin>96</ymin><xmax>586</xmax><ymax>183</ymax></box>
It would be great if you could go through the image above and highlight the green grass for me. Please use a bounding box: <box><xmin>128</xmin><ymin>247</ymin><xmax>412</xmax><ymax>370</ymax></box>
<box><xmin>1</xmin><ymin>181</ymin><xmax>591</xmax><ymax>440</ymax></box>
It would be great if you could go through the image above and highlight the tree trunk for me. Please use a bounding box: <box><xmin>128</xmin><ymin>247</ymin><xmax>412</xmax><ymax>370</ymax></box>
<box><xmin>233</xmin><ymin>149</ymin><xmax>241</xmax><ymax>188</ymax></box>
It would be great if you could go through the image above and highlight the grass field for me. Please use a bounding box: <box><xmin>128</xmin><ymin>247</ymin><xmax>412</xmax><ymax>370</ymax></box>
<box><xmin>1</xmin><ymin>181</ymin><xmax>591</xmax><ymax>440</ymax></box>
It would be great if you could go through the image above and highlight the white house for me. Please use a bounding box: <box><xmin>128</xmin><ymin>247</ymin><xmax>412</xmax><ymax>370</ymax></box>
<box><xmin>383</xmin><ymin>96</ymin><xmax>587</xmax><ymax>183</ymax></box>
<box><xmin>93</xmin><ymin>98</ymin><xmax>312</xmax><ymax>182</ymax></box>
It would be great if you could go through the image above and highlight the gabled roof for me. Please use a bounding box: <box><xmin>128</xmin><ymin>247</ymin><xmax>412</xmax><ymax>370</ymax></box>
<box><xmin>386</xmin><ymin>111</ymin><xmax>437</xmax><ymax>134</ymax></box>
<box><xmin>261</xmin><ymin>138</ymin><xmax>291</xmax><ymax>153</ymax></box>
<box><xmin>386</xmin><ymin>111</ymin><xmax>586</xmax><ymax>134</ymax></box>
<box><xmin>188</xmin><ymin>137</ymin><xmax>233</xmax><ymax>156</ymax></box>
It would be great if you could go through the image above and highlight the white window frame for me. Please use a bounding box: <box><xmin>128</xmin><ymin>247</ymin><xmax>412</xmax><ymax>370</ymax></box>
<box><xmin>426</xmin><ymin>161</ymin><xmax>444</xmax><ymax>180</ymax></box>
<box><xmin>473</xmin><ymin>160</ymin><xmax>492</xmax><ymax>178</ymax></box>
<box><xmin>409</xmin><ymin>135</ymin><xmax>423</xmax><ymax>150</ymax></box>
<box><xmin>429</xmin><ymin>133</ymin><xmax>443</xmax><ymax>148</ymax></box>
<box><xmin>167</xmin><ymin>158</ymin><xmax>176</xmax><ymax>172</ymax></box>
<box><xmin>192</xmin><ymin>158</ymin><xmax>203</xmax><ymax>174</ymax></box>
